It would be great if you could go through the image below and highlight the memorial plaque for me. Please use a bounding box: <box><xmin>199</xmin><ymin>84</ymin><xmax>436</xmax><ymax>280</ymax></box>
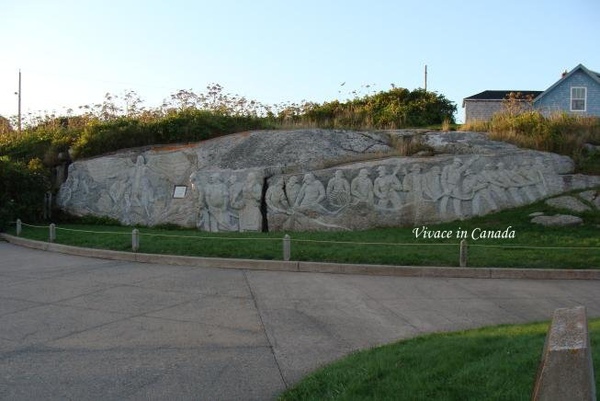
<box><xmin>173</xmin><ymin>185</ymin><xmax>187</xmax><ymax>199</ymax></box>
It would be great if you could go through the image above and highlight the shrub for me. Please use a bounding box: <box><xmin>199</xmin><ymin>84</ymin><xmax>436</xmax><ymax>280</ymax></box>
<box><xmin>71</xmin><ymin>110</ymin><xmax>272</xmax><ymax>158</ymax></box>
<box><xmin>298</xmin><ymin>88</ymin><xmax>456</xmax><ymax>129</ymax></box>
<box><xmin>486</xmin><ymin>110</ymin><xmax>600</xmax><ymax>173</ymax></box>
<box><xmin>0</xmin><ymin>157</ymin><xmax>49</xmax><ymax>230</ymax></box>
<box><xmin>2</xmin><ymin>85</ymin><xmax>457</xmax><ymax>168</ymax></box>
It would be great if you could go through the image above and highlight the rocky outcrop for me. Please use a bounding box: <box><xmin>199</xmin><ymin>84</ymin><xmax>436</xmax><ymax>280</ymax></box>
<box><xmin>57</xmin><ymin>130</ymin><xmax>600</xmax><ymax>232</ymax></box>
<box><xmin>529</xmin><ymin>189</ymin><xmax>600</xmax><ymax>227</ymax></box>
<box><xmin>531</xmin><ymin>215</ymin><xmax>584</xmax><ymax>227</ymax></box>
<box><xmin>545</xmin><ymin>196</ymin><xmax>592</xmax><ymax>213</ymax></box>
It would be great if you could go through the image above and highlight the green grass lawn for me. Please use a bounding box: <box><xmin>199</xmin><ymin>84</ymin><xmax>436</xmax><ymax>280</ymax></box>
<box><xmin>8</xmin><ymin>195</ymin><xmax>600</xmax><ymax>268</ymax></box>
<box><xmin>278</xmin><ymin>319</ymin><xmax>600</xmax><ymax>401</ymax></box>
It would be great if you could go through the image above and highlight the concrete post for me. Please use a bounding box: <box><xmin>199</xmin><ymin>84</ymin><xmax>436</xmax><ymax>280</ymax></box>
<box><xmin>532</xmin><ymin>306</ymin><xmax>596</xmax><ymax>401</ymax></box>
<box><xmin>283</xmin><ymin>234</ymin><xmax>291</xmax><ymax>261</ymax></box>
<box><xmin>16</xmin><ymin>219</ymin><xmax>22</xmax><ymax>236</ymax></box>
<box><xmin>459</xmin><ymin>239</ymin><xmax>468</xmax><ymax>267</ymax></box>
<box><xmin>132</xmin><ymin>229</ymin><xmax>140</xmax><ymax>252</ymax></box>
<box><xmin>44</xmin><ymin>192</ymin><xmax>52</xmax><ymax>220</ymax></box>
<box><xmin>49</xmin><ymin>223</ymin><xmax>56</xmax><ymax>243</ymax></box>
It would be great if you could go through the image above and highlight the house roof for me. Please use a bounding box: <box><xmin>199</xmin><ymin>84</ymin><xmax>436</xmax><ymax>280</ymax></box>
<box><xmin>463</xmin><ymin>90</ymin><xmax>543</xmax><ymax>101</ymax></box>
<box><xmin>534</xmin><ymin>64</ymin><xmax>600</xmax><ymax>103</ymax></box>
<box><xmin>462</xmin><ymin>90</ymin><xmax>543</xmax><ymax>108</ymax></box>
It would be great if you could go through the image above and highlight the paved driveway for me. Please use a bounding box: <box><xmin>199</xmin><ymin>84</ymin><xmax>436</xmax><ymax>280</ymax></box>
<box><xmin>1</xmin><ymin>241</ymin><xmax>599</xmax><ymax>400</ymax></box>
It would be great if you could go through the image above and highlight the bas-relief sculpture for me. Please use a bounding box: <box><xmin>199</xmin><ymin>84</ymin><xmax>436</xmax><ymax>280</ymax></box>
<box><xmin>57</xmin><ymin>130</ymin><xmax>600</xmax><ymax>232</ymax></box>
<box><xmin>191</xmin><ymin>171</ymin><xmax>263</xmax><ymax>232</ymax></box>
<box><xmin>265</xmin><ymin>155</ymin><xmax>565</xmax><ymax>231</ymax></box>
<box><xmin>58</xmin><ymin>153</ymin><xmax>265</xmax><ymax>232</ymax></box>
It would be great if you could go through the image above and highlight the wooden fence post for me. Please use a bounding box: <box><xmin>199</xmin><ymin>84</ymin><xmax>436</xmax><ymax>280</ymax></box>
<box><xmin>459</xmin><ymin>239</ymin><xmax>468</xmax><ymax>267</ymax></box>
<box><xmin>132</xmin><ymin>229</ymin><xmax>139</xmax><ymax>252</ymax></box>
<box><xmin>49</xmin><ymin>223</ymin><xmax>56</xmax><ymax>243</ymax></box>
<box><xmin>283</xmin><ymin>234</ymin><xmax>291</xmax><ymax>261</ymax></box>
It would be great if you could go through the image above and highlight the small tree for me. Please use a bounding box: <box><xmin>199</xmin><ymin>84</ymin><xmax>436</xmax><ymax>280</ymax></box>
<box><xmin>0</xmin><ymin>157</ymin><xmax>49</xmax><ymax>230</ymax></box>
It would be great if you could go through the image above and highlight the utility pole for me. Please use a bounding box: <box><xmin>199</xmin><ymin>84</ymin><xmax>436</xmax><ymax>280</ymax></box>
<box><xmin>424</xmin><ymin>64</ymin><xmax>428</xmax><ymax>92</ymax></box>
<box><xmin>17</xmin><ymin>69</ymin><xmax>22</xmax><ymax>134</ymax></box>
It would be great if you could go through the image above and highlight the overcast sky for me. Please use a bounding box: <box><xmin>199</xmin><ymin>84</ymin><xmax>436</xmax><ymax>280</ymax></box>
<box><xmin>1</xmin><ymin>0</ymin><xmax>599</xmax><ymax>123</ymax></box>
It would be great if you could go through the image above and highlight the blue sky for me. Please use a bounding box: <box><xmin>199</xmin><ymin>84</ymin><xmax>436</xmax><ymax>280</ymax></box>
<box><xmin>1</xmin><ymin>0</ymin><xmax>599</xmax><ymax>123</ymax></box>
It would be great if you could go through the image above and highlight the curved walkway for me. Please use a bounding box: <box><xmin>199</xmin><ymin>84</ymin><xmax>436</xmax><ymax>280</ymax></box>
<box><xmin>1</xmin><ymin>241</ymin><xmax>600</xmax><ymax>400</ymax></box>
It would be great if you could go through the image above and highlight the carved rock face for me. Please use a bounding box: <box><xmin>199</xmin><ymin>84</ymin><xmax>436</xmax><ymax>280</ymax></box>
<box><xmin>57</xmin><ymin>130</ymin><xmax>600</xmax><ymax>232</ymax></box>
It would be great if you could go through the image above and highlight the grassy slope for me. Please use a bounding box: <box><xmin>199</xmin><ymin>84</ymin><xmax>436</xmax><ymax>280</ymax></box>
<box><xmin>10</xmin><ymin>192</ymin><xmax>600</xmax><ymax>268</ymax></box>
<box><xmin>278</xmin><ymin>319</ymin><xmax>600</xmax><ymax>401</ymax></box>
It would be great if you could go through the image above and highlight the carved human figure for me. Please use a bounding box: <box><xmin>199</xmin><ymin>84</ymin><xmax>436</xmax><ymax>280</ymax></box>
<box><xmin>402</xmin><ymin>164</ymin><xmax>425</xmax><ymax>204</ymax></box>
<box><xmin>131</xmin><ymin>156</ymin><xmax>146</xmax><ymax>196</ymax></box>
<box><xmin>440</xmin><ymin>157</ymin><xmax>478</xmax><ymax>217</ymax></box>
<box><xmin>121</xmin><ymin>189</ymin><xmax>133</xmax><ymax>225</ymax></box>
<box><xmin>129</xmin><ymin>155</ymin><xmax>154</xmax><ymax>219</ymax></box>
<box><xmin>373</xmin><ymin>165</ymin><xmax>402</xmax><ymax>209</ymax></box>
<box><xmin>295</xmin><ymin>173</ymin><xmax>326</xmax><ymax>208</ymax></box>
<box><xmin>422</xmin><ymin>165</ymin><xmax>444</xmax><ymax>202</ymax></box>
<box><xmin>139</xmin><ymin>175</ymin><xmax>154</xmax><ymax>218</ymax></box>
<box><xmin>495</xmin><ymin>162</ymin><xmax>524</xmax><ymax>205</ymax></box>
<box><xmin>327</xmin><ymin>170</ymin><xmax>351</xmax><ymax>208</ymax></box>
<box><xmin>205</xmin><ymin>173</ymin><xmax>231</xmax><ymax>231</ymax></box>
<box><xmin>227</xmin><ymin>175</ymin><xmax>244</xmax><ymax>230</ymax></box>
<box><xmin>229</xmin><ymin>175</ymin><xmax>244</xmax><ymax>210</ymax></box>
<box><xmin>461</xmin><ymin>168</ymin><xmax>496</xmax><ymax>216</ymax></box>
<box><xmin>109</xmin><ymin>179</ymin><xmax>126</xmax><ymax>206</ymax></box>
<box><xmin>350</xmin><ymin>169</ymin><xmax>374</xmax><ymax>206</ymax></box>
<box><xmin>240</xmin><ymin>172</ymin><xmax>262</xmax><ymax>232</ymax></box>
<box><xmin>286</xmin><ymin>176</ymin><xmax>301</xmax><ymax>206</ymax></box>
<box><xmin>62</xmin><ymin>166</ymin><xmax>92</xmax><ymax>205</ymax></box>
<box><xmin>266</xmin><ymin>177</ymin><xmax>289</xmax><ymax>213</ymax></box>
<box><xmin>480</xmin><ymin>164</ymin><xmax>509</xmax><ymax>205</ymax></box>
<box><xmin>190</xmin><ymin>172</ymin><xmax>208</xmax><ymax>230</ymax></box>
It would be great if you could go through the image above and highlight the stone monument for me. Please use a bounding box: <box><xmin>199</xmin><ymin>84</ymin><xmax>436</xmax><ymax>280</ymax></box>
<box><xmin>57</xmin><ymin>129</ymin><xmax>600</xmax><ymax>232</ymax></box>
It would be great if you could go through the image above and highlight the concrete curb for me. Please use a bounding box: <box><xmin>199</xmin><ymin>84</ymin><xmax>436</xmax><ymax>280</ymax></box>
<box><xmin>2</xmin><ymin>233</ymin><xmax>599</xmax><ymax>280</ymax></box>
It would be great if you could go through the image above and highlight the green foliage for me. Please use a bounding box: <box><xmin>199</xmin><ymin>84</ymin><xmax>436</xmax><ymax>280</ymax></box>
<box><xmin>0</xmin><ymin>157</ymin><xmax>49</xmax><ymax>230</ymax></box>
<box><xmin>0</xmin><ymin>116</ymin><xmax>81</xmax><ymax>165</ymax></box>
<box><xmin>298</xmin><ymin>88</ymin><xmax>456</xmax><ymax>129</ymax></box>
<box><xmin>54</xmin><ymin>211</ymin><xmax>123</xmax><ymax>226</ymax></box>
<box><xmin>1</xmin><ymin>85</ymin><xmax>457</xmax><ymax>168</ymax></box>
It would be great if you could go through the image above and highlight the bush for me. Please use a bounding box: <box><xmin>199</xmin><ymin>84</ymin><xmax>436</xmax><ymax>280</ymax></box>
<box><xmin>0</xmin><ymin>157</ymin><xmax>49</xmax><ymax>230</ymax></box>
<box><xmin>1</xmin><ymin>86</ymin><xmax>457</xmax><ymax>169</ymax></box>
<box><xmin>70</xmin><ymin>110</ymin><xmax>272</xmax><ymax>158</ymax></box>
<box><xmin>486</xmin><ymin>111</ymin><xmax>600</xmax><ymax>173</ymax></box>
<box><xmin>299</xmin><ymin>88</ymin><xmax>456</xmax><ymax>129</ymax></box>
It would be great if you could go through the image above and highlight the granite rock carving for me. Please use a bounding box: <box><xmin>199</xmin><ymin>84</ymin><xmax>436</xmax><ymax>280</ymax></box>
<box><xmin>57</xmin><ymin>130</ymin><xmax>600</xmax><ymax>232</ymax></box>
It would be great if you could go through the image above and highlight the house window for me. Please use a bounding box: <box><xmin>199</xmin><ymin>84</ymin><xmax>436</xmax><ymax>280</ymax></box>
<box><xmin>571</xmin><ymin>87</ymin><xmax>586</xmax><ymax>111</ymax></box>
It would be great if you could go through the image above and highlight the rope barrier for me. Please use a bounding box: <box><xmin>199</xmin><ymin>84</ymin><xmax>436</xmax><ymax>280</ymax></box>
<box><xmin>138</xmin><ymin>232</ymin><xmax>281</xmax><ymax>241</ymax></box>
<box><xmin>291</xmin><ymin>238</ymin><xmax>460</xmax><ymax>247</ymax></box>
<box><xmin>488</xmin><ymin>243</ymin><xmax>597</xmax><ymax>250</ymax></box>
<box><xmin>21</xmin><ymin>222</ymin><xmax>49</xmax><ymax>229</ymax></box>
<box><xmin>12</xmin><ymin>220</ymin><xmax>600</xmax><ymax>250</ymax></box>
<box><xmin>55</xmin><ymin>226</ymin><xmax>131</xmax><ymax>236</ymax></box>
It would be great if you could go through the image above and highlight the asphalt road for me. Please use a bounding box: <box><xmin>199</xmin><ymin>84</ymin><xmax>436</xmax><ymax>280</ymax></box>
<box><xmin>1</xmin><ymin>241</ymin><xmax>599</xmax><ymax>400</ymax></box>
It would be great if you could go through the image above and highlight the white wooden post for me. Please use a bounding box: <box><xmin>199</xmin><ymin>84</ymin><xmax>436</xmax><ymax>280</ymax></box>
<box><xmin>49</xmin><ymin>223</ymin><xmax>56</xmax><ymax>243</ymax></box>
<box><xmin>283</xmin><ymin>234</ymin><xmax>291</xmax><ymax>261</ymax></box>
<box><xmin>459</xmin><ymin>239</ymin><xmax>468</xmax><ymax>267</ymax></box>
<box><xmin>132</xmin><ymin>229</ymin><xmax>139</xmax><ymax>252</ymax></box>
<box><xmin>16</xmin><ymin>219</ymin><xmax>22</xmax><ymax>236</ymax></box>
